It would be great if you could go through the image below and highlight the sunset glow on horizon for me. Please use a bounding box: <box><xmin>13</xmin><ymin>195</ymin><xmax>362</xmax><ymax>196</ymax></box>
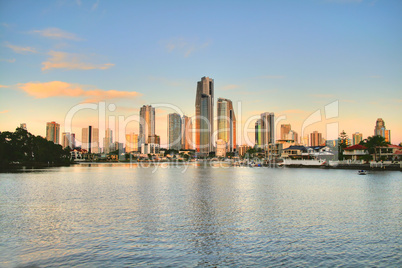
<box><xmin>1</xmin><ymin>0</ymin><xmax>401</xmax><ymax>146</ymax></box>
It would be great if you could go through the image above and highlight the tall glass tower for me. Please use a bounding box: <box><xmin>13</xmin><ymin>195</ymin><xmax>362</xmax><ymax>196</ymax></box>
<box><xmin>46</xmin><ymin>121</ymin><xmax>60</xmax><ymax>144</ymax></box>
<box><xmin>139</xmin><ymin>105</ymin><xmax>155</xmax><ymax>145</ymax></box>
<box><xmin>217</xmin><ymin>98</ymin><xmax>236</xmax><ymax>152</ymax></box>
<box><xmin>195</xmin><ymin>76</ymin><xmax>214</xmax><ymax>154</ymax></box>
<box><xmin>168</xmin><ymin>113</ymin><xmax>182</xmax><ymax>150</ymax></box>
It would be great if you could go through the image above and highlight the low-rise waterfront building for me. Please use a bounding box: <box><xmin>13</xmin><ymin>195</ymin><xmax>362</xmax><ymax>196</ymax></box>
<box><xmin>375</xmin><ymin>144</ymin><xmax>402</xmax><ymax>161</ymax></box>
<box><xmin>343</xmin><ymin>144</ymin><xmax>368</xmax><ymax>161</ymax></box>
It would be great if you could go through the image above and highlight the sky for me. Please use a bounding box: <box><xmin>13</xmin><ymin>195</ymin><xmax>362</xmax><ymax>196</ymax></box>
<box><xmin>1</xmin><ymin>0</ymin><xmax>401</xmax><ymax>147</ymax></box>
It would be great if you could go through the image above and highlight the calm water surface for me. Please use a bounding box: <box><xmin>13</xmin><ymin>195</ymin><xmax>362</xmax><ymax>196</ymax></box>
<box><xmin>0</xmin><ymin>164</ymin><xmax>401</xmax><ymax>267</ymax></box>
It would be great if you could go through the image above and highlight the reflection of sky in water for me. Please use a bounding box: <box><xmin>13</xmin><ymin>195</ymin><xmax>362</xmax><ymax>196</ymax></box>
<box><xmin>0</xmin><ymin>167</ymin><xmax>401</xmax><ymax>267</ymax></box>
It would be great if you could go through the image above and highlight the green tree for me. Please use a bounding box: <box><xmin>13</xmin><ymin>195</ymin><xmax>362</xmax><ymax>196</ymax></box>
<box><xmin>0</xmin><ymin>128</ymin><xmax>70</xmax><ymax>167</ymax></box>
<box><xmin>360</xmin><ymin>135</ymin><xmax>389</xmax><ymax>161</ymax></box>
<box><xmin>338</xmin><ymin>130</ymin><xmax>348</xmax><ymax>160</ymax></box>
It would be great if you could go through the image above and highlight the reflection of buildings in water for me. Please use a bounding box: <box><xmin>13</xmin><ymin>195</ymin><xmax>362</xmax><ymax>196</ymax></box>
<box><xmin>187</xmin><ymin>168</ymin><xmax>239</xmax><ymax>266</ymax></box>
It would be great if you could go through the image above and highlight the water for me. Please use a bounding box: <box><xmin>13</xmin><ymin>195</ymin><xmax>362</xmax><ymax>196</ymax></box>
<box><xmin>0</xmin><ymin>164</ymin><xmax>401</xmax><ymax>267</ymax></box>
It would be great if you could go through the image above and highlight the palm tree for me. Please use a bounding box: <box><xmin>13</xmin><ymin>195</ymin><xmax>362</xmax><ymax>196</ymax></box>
<box><xmin>360</xmin><ymin>135</ymin><xmax>389</xmax><ymax>161</ymax></box>
<box><xmin>338</xmin><ymin>130</ymin><xmax>349</xmax><ymax>160</ymax></box>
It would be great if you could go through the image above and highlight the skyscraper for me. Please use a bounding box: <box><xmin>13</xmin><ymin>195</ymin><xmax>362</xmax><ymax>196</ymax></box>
<box><xmin>139</xmin><ymin>105</ymin><xmax>155</xmax><ymax>145</ymax></box>
<box><xmin>182</xmin><ymin>115</ymin><xmax>193</xmax><ymax>150</ymax></box>
<box><xmin>103</xmin><ymin>128</ymin><xmax>113</xmax><ymax>154</ymax></box>
<box><xmin>195</xmin><ymin>76</ymin><xmax>214</xmax><ymax>154</ymax></box>
<box><xmin>46</xmin><ymin>121</ymin><xmax>60</xmax><ymax>144</ymax></box>
<box><xmin>82</xmin><ymin>126</ymin><xmax>99</xmax><ymax>153</ymax></box>
<box><xmin>168</xmin><ymin>113</ymin><xmax>182</xmax><ymax>150</ymax></box>
<box><xmin>125</xmin><ymin>133</ymin><xmax>139</xmax><ymax>153</ymax></box>
<box><xmin>374</xmin><ymin>118</ymin><xmax>385</xmax><ymax>137</ymax></box>
<box><xmin>261</xmin><ymin>112</ymin><xmax>275</xmax><ymax>146</ymax></box>
<box><xmin>310</xmin><ymin>131</ymin><xmax>322</xmax><ymax>147</ymax></box>
<box><xmin>217</xmin><ymin>98</ymin><xmax>236</xmax><ymax>152</ymax></box>
<box><xmin>352</xmin><ymin>132</ymin><xmax>363</xmax><ymax>145</ymax></box>
<box><xmin>61</xmin><ymin>132</ymin><xmax>75</xmax><ymax>149</ymax></box>
<box><xmin>385</xmin><ymin>130</ymin><xmax>391</xmax><ymax>143</ymax></box>
<box><xmin>255</xmin><ymin>119</ymin><xmax>263</xmax><ymax>147</ymax></box>
<box><xmin>71</xmin><ymin>133</ymin><xmax>76</xmax><ymax>149</ymax></box>
<box><xmin>280</xmin><ymin>124</ymin><xmax>291</xmax><ymax>140</ymax></box>
<box><xmin>374</xmin><ymin>118</ymin><xmax>391</xmax><ymax>143</ymax></box>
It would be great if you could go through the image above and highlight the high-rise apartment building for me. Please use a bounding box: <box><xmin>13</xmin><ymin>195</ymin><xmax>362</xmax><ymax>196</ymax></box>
<box><xmin>125</xmin><ymin>133</ymin><xmax>139</xmax><ymax>153</ymax></box>
<box><xmin>385</xmin><ymin>130</ymin><xmax>391</xmax><ymax>143</ymax></box>
<box><xmin>279</xmin><ymin>124</ymin><xmax>298</xmax><ymax>142</ymax></box>
<box><xmin>195</xmin><ymin>76</ymin><xmax>214</xmax><ymax>154</ymax></box>
<box><xmin>261</xmin><ymin>112</ymin><xmax>275</xmax><ymax>146</ymax></box>
<box><xmin>103</xmin><ymin>128</ymin><xmax>113</xmax><ymax>154</ymax></box>
<box><xmin>82</xmin><ymin>126</ymin><xmax>99</xmax><ymax>153</ymax></box>
<box><xmin>182</xmin><ymin>115</ymin><xmax>193</xmax><ymax>150</ymax></box>
<box><xmin>310</xmin><ymin>131</ymin><xmax>322</xmax><ymax>147</ymax></box>
<box><xmin>46</xmin><ymin>121</ymin><xmax>60</xmax><ymax>144</ymax></box>
<box><xmin>280</xmin><ymin>124</ymin><xmax>291</xmax><ymax>140</ymax></box>
<box><xmin>139</xmin><ymin>105</ymin><xmax>155</xmax><ymax>145</ymax></box>
<box><xmin>168</xmin><ymin>113</ymin><xmax>182</xmax><ymax>150</ymax></box>
<box><xmin>217</xmin><ymin>98</ymin><xmax>236</xmax><ymax>152</ymax></box>
<box><xmin>352</xmin><ymin>132</ymin><xmax>363</xmax><ymax>145</ymax></box>
<box><xmin>255</xmin><ymin>119</ymin><xmax>263</xmax><ymax>147</ymax></box>
<box><xmin>374</xmin><ymin>118</ymin><xmax>391</xmax><ymax>143</ymax></box>
<box><xmin>374</xmin><ymin>118</ymin><xmax>385</xmax><ymax>137</ymax></box>
<box><xmin>71</xmin><ymin>133</ymin><xmax>76</xmax><ymax>149</ymax></box>
<box><xmin>61</xmin><ymin>132</ymin><xmax>75</xmax><ymax>149</ymax></box>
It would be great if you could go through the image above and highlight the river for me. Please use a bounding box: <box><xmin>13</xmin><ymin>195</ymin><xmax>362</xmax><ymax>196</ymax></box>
<box><xmin>0</xmin><ymin>164</ymin><xmax>401</xmax><ymax>267</ymax></box>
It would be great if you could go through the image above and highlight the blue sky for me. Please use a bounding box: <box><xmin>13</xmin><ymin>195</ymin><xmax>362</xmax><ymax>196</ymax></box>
<box><xmin>1</xmin><ymin>0</ymin><xmax>401</xmax><ymax>145</ymax></box>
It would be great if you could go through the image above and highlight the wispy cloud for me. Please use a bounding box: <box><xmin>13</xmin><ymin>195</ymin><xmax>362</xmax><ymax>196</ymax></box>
<box><xmin>32</xmin><ymin>28</ymin><xmax>82</xmax><ymax>41</ymax></box>
<box><xmin>222</xmin><ymin>84</ymin><xmax>240</xmax><ymax>91</ymax></box>
<box><xmin>92</xmin><ymin>0</ymin><xmax>99</xmax><ymax>11</ymax></box>
<box><xmin>0</xmin><ymin>58</ymin><xmax>16</xmax><ymax>63</ymax></box>
<box><xmin>0</xmin><ymin>110</ymin><xmax>9</xmax><ymax>114</ymax></box>
<box><xmin>19</xmin><ymin>81</ymin><xmax>142</xmax><ymax>102</ymax></box>
<box><xmin>0</xmin><ymin>85</ymin><xmax>9</xmax><ymax>88</ymax></box>
<box><xmin>42</xmin><ymin>51</ymin><xmax>114</xmax><ymax>71</ymax></box>
<box><xmin>310</xmin><ymin>94</ymin><xmax>335</xmax><ymax>98</ymax></box>
<box><xmin>5</xmin><ymin>42</ymin><xmax>37</xmax><ymax>54</ymax></box>
<box><xmin>76</xmin><ymin>0</ymin><xmax>82</xmax><ymax>6</ymax></box>
<box><xmin>256</xmin><ymin>75</ymin><xmax>285</xmax><ymax>79</ymax></box>
<box><xmin>163</xmin><ymin>37</ymin><xmax>210</xmax><ymax>57</ymax></box>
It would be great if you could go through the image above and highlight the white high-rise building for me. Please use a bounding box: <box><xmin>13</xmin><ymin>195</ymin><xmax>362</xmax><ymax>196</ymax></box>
<box><xmin>139</xmin><ymin>105</ymin><xmax>155</xmax><ymax>146</ymax></box>
<box><xmin>103</xmin><ymin>128</ymin><xmax>113</xmax><ymax>154</ymax></box>
<box><xmin>217</xmin><ymin>98</ymin><xmax>236</xmax><ymax>152</ymax></box>
<box><xmin>82</xmin><ymin>126</ymin><xmax>99</xmax><ymax>153</ymax></box>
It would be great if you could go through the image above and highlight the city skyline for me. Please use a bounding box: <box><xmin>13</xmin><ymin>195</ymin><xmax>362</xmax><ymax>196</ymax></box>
<box><xmin>0</xmin><ymin>1</ymin><xmax>401</xmax><ymax>145</ymax></box>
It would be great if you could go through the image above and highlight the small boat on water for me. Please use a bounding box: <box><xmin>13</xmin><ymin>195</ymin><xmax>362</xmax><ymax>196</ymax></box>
<box><xmin>358</xmin><ymin>170</ymin><xmax>367</xmax><ymax>175</ymax></box>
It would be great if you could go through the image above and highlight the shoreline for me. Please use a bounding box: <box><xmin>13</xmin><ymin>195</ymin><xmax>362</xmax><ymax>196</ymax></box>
<box><xmin>1</xmin><ymin>161</ymin><xmax>401</xmax><ymax>172</ymax></box>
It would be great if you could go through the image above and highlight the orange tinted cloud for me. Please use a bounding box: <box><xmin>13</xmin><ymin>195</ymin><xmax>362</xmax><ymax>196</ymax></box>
<box><xmin>5</xmin><ymin>42</ymin><xmax>37</xmax><ymax>54</ymax></box>
<box><xmin>32</xmin><ymin>28</ymin><xmax>82</xmax><ymax>41</ymax></box>
<box><xmin>42</xmin><ymin>51</ymin><xmax>114</xmax><ymax>71</ymax></box>
<box><xmin>19</xmin><ymin>81</ymin><xmax>141</xmax><ymax>101</ymax></box>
